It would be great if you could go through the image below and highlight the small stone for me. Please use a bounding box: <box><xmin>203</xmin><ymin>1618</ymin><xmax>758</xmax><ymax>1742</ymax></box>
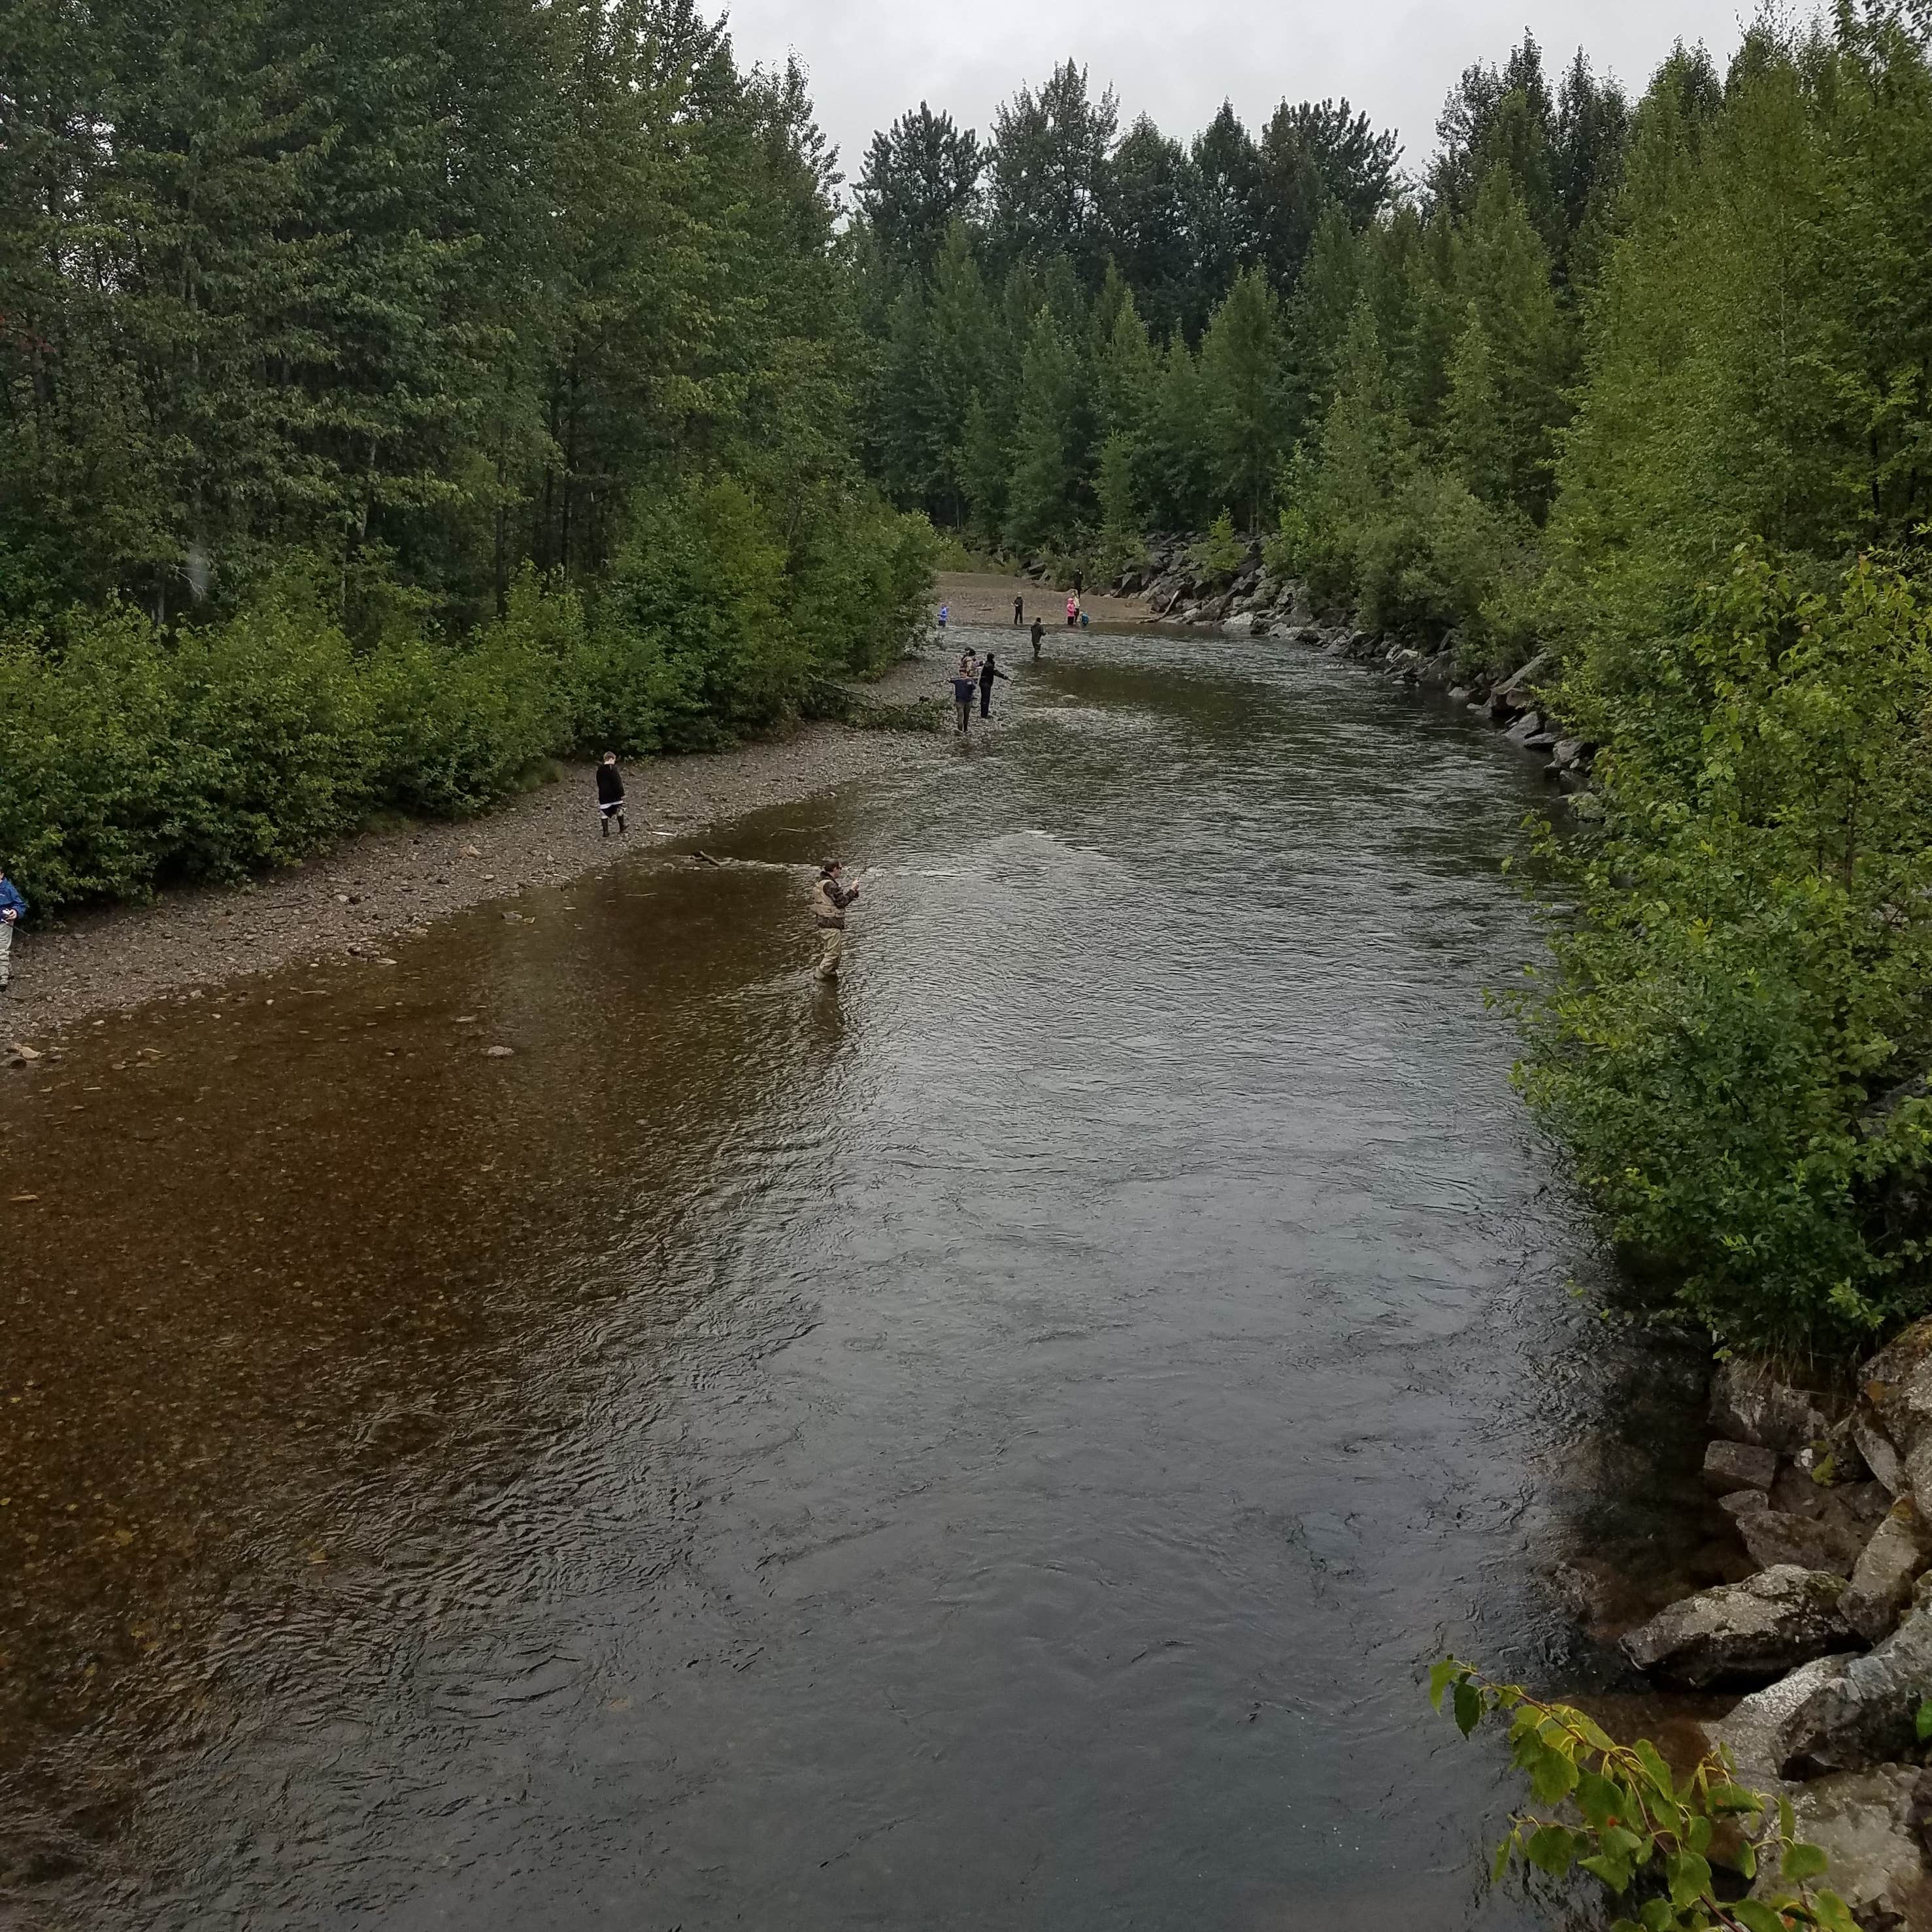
<box><xmin>1722</xmin><ymin>1490</ymin><xmax>1774</xmax><ymax>1520</ymax></box>
<box><xmin>453</xmin><ymin>1016</ymin><xmax>478</xmax><ymax>1026</ymax></box>
<box><xmin>463</xmin><ymin>845</ymin><xmax>482</xmax><ymax>859</ymax></box>
<box><xmin>1706</xmin><ymin>1439</ymin><xmax>1778</xmax><ymax>1495</ymax></box>
<box><xmin>1854</xmin><ymin>1407</ymin><xmax>1907</xmax><ymax>1495</ymax></box>
<box><xmin>484</xmin><ymin>1046</ymin><xmax>515</xmax><ymax>1058</ymax></box>
<box><xmin>375</xmin><ymin>958</ymin><xmax>398</xmax><ymax>968</ymax></box>
<box><xmin>11</xmin><ymin>1042</ymin><xmax>41</xmax><ymax>1063</ymax></box>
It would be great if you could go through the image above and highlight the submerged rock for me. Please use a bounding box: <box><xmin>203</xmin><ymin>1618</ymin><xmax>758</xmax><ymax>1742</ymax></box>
<box><xmin>1622</xmin><ymin>1566</ymin><xmax>1854</xmax><ymax>1687</ymax></box>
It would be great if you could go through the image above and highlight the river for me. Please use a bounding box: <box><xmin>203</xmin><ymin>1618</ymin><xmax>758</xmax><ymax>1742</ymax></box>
<box><xmin>0</xmin><ymin>624</ymin><xmax>1711</xmax><ymax>1929</ymax></box>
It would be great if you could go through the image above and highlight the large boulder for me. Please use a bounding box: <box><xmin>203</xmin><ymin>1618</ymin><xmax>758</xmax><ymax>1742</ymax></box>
<box><xmin>1739</xmin><ymin>1510</ymin><xmax>1862</xmax><ymax>1580</ymax></box>
<box><xmin>1622</xmin><ymin>1567</ymin><xmax>1854</xmax><ymax>1687</ymax></box>
<box><xmin>1842</xmin><ymin>1499</ymin><xmax>1932</xmax><ymax>1644</ymax></box>
<box><xmin>1712</xmin><ymin>1358</ymin><xmax>1839</xmax><ymax>1453</ymax></box>
<box><xmin>1756</xmin><ymin>1767</ymin><xmax>1932</xmax><ymax>1930</ymax></box>
<box><xmin>1864</xmin><ymin>1318</ymin><xmax>1932</xmax><ymax>1505</ymax></box>
<box><xmin>1710</xmin><ymin>1654</ymin><xmax>1861</xmax><ymax>1780</ymax></box>
<box><xmin>1724</xmin><ymin>1596</ymin><xmax>1932</xmax><ymax>1775</ymax></box>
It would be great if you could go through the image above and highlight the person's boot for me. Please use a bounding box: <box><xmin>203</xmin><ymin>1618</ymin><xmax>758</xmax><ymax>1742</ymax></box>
<box><xmin>601</xmin><ymin>818</ymin><xmax>610</xmax><ymax>839</ymax></box>
<box><xmin>618</xmin><ymin>815</ymin><xmax>627</xmax><ymax>835</ymax></box>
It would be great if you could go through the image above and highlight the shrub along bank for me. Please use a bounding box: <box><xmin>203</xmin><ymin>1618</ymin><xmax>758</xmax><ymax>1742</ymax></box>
<box><xmin>0</xmin><ymin>485</ymin><xmax>935</xmax><ymax>914</ymax></box>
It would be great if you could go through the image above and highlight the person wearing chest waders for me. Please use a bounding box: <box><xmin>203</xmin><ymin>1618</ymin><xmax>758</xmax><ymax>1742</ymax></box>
<box><xmin>812</xmin><ymin>860</ymin><xmax>861</xmax><ymax>981</ymax></box>
<box><xmin>1031</xmin><ymin>617</ymin><xmax>1044</xmax><ymax>660</ymax></box>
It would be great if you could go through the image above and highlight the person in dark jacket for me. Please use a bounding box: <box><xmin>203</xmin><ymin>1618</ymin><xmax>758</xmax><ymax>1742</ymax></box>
<box><xmin>950</xmin><ymin>656</ymin><xmax>979</xmax><ymax>733</ymax></box>
<box><xmin>1013</xmin><ymin>593</ymin><xmax>1024</xmax><ymax>625</ymax></box>
<box><xmin>0</xmin><ymin>865</ymin><xmax>23</xmax><ymax>996</ymax></box>
<box><xmin>979</xmin><ymin>652</ymin><xmax>1010</xmax><ymax>718</ymax></box>
<box><xmin>1031</xmin><ymin>617</ymin><xmax>1044</xmax><ymax>659</ymax></box>
<box><xmin>812</xmin><ymin>859</ymin><xmax>860</xmax><ymax>980</ymax></box>
<box><xmin>595</xmin><ymin>753</ymin><xmax>627</xmax><ymax>837</ymax></box>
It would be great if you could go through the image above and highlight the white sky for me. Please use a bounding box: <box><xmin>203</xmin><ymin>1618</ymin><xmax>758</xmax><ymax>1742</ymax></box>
<box><xmin>719</xmin><ymin>0</ymin><xmax>1755</xmax><ymax>192</ymax></box>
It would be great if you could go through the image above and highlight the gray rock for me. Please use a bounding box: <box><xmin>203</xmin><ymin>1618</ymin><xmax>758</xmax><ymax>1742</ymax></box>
<box><xmin>1742</xmin><ymin>1599</ymin><xmax>1932</xmax><ymax>1773</ymax></box>
<box><xmin>1761</xmin><ymin>1765</ymin><xmax>1932</xmax><ymax>1929</ymax></box>
<box><xmin>1707</xmin><ymin>1439</ymin><xmax>1779</xmax><ymax>1495</ymax></box>
<box><xmin>1493</xmin><ymin>651</ymin><xmax>1553</xmax><ymax>701</ymax></box>
<box><xmin>1505</xmin><ymin>710</ymin><xmax>1545</xmax><ymax>742</ymax></box>
<box><xmin>1551</xmin><ymin>738</ymin><xmax>1586</xmax><ymax>769</ymax></box>
<box><xmin>1448</xmin><ymin>686</ymin><xmax>1474</xmax><ymax>704</ymax></box>
<box><xmin>1856</xmin><ymin>1407</ymin><xmax>1908</xmax><ymax>1495</ymax></box>
<box><xmin>1842</xmin><ymin>1499</ymin><xmax>1932</xmax><ymax>1644</ymax></box>
<box><xmin>1712</xmin><ymin>1358</ymin><xmax>1837</xmax><ymax>1454</ymax></box>
<box><xmin>1740</xmin><ymin>1509</ymin><xmax>1859</xmax><ymax>1579</ymax></box>
<box><xmin>1621</xmin><ymin>1565</ymin><xmax>1854</xmax><ymax>1687</ymax></box>
<box><xmin>484</xmin><ymin>1046</ymin><xmax>516</xmax><ymax>1058</ymax></box>
<box><xmin>1710</xmin><ymin>1653</ymin><xmax>1859</xmax><ymax>1778</ymax></box>
<box><xmin>1722</xmin><ymin>1490</ymin><xmax>1774</xmax><ymax>1520</ymax></box>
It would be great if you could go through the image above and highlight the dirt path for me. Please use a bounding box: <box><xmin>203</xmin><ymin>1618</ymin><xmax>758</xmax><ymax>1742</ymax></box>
<box><xmin>3</xmin><ymin>659</ymin><xmax>948</xmax><ymax>1048</ymax></box>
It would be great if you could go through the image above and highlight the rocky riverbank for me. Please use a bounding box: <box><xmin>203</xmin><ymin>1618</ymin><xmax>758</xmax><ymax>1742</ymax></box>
<box><xmin>2</xmin><ymin>658</ymin><xmax>947</xmax><ymax>1048</ymax></box>
<box><xmin>1597</xmin><ymin>1351</ymin><xmax>1932</xmax><ymax>1929</ymax></box>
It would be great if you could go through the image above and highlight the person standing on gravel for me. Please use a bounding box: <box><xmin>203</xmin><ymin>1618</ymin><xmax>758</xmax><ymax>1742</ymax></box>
<box><xmin>595</xmin><ymin>753</ymin><xmax>628</xmax><ymax>837</ymax></box>
<box><xmin>812</xmin><ymin>860</ymin><xmax>860</xmax><ymax>980</ymax></box>
<box><xmin>0</xmin><ymin>865</ymin><xmax>24</xmax><ymax>997</ymax></box>
<box><xmin>1013</xmin><ymin>593</ymin><xmax>1024</xmax><ymax>625</ymax></box>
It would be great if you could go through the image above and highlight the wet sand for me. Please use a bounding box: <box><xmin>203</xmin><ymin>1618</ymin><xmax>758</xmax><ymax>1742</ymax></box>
<box><xmin>3</xmin><ymin>659</ymin><xmax>947</xmax><ymax>1046</ymax></box>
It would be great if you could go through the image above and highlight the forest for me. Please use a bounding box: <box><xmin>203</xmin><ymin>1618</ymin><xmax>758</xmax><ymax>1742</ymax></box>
<box><xmin>9</xmin><ymin>0</ymin><xmax>1932</xmax><ymax>1353</ymax></box>
<box><xmin>850</xmin><ymin>10</ymin><xmax>1932</xmax><ymax>1356</ymax></box>
<box><xmin>0</xmin><ymin>0</ymin><xmax>933</xmax><ymax>907</ymax></box>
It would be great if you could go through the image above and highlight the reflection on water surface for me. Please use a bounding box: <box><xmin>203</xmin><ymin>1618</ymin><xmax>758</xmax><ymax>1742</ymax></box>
<box><xmin>1</xmin><ymin>629</ymin><xmax>1710</xmax><ymax>1929</ymax></box>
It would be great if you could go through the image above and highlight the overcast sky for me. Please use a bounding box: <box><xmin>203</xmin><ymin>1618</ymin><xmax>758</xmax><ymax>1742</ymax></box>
<box><xmin>718</xmin><ymin>0</ymin><xmax>1752</xmax><ymax>193</ymax></box>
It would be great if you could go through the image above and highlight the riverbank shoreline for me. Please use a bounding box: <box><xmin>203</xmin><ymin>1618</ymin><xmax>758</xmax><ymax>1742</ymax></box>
<box><xmin>3</xmin><ymin>656</ymin><xmax>948</xmax><ymax>1048</ymax></box>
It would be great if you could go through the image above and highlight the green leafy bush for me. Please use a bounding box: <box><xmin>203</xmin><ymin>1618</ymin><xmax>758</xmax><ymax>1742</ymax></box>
<box><xmin>1432</xmin><ymin>1660</ymin><xmax>1856</xmax><ymax>1931</ymax></box>
<box><xmin>1517</xmin><ymin>552</ymin><xmax>1932</xmax><ymax>1353</ymax></box>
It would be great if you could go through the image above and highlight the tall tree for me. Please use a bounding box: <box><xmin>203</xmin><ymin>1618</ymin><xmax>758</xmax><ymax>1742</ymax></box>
<box><xmin>854</xmin><ymin>103</ymin><xmax>986</xmax><ymax>280</ymax></box>
<box><xmin>986</xmin><ymin>61</ymin><xmax>1119</xmax><ymax>284</ymax></box>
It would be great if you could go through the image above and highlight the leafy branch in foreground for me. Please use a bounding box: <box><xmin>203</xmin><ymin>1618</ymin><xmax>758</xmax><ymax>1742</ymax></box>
<box><xmin>1430</xmin><ymin>1660</ymin><xmax>1855</xmax><ymax>1932</ymax></box>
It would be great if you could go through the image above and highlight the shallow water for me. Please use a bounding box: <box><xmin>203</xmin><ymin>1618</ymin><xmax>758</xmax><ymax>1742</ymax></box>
<box><xmin>1</xmin><ymin>627</ymin><xmax>1711</xmax><ymax>1929</ymax></box>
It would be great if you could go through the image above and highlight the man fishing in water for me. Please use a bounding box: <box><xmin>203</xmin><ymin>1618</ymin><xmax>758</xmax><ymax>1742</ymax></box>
<box><xmin>812</xmin><ymin>859</ymin><xmax>861</xmax><ymax>981</ymax></box>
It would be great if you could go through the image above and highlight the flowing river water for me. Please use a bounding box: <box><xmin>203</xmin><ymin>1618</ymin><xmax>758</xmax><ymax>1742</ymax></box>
<box><xmin>0</xmin><ymin>625</ymin><xmax>1715</xmax><ymax>1930</ymax></box>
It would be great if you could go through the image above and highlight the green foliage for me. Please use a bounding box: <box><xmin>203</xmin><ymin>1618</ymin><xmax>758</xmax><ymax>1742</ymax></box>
<box><xmin>1189</xmin><ymin>512</ymin><xmax>1246</xmax><ymax>582</ymax></box>
<box><xmin>1516</xmin><ymin>552</ymin><xmax>1932</xmax><ymax>1352</ymax></box>
<box><xmin>0</xmin><ymin>0</ymin><xmax>937</xmax><ymax>911</ymax></box>
<box><xmin>1431</xmin><ymin>1661</ymin><xmax>1857</xmax><ymax>1932</ymax></box>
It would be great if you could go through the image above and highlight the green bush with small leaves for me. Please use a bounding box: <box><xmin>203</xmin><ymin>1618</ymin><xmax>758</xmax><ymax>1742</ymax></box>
<box><xmin>1432</xmin><ymin>1661</ymin><xmax>1856</xmax><ymax>1932</ymax></box>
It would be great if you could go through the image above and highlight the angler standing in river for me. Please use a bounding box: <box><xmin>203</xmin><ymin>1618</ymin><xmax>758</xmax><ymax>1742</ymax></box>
<box><xmin>979</xmin><ymin>652</ymin><xmax>1010</xmax><ymax>718</ymax></box>
<box><xmin>811</xmin><ymin>859</ymin><xmax>860</xmax><ymax>981</ymax></box>
<box><xmin>949</xmin><ymin>658</ymin><xmax>979</xmax><ymax>734</ymax></box>
<box><xmin>1013</xmin><ymin>593</ymin><xmax>1024</xmax><ymax>625</ymax></box>
<box><xmin>1031</xmin><ymin>618</ymin><xmax>1044</xmax><ymax>660</ymax></box>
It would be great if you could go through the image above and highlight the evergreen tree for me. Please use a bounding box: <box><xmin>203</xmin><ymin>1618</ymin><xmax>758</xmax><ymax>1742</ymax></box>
<box><xmin>855</xmin><ymin>103</ymin><xmax>986</xmax><ymax>280</ymax></box>
<box><xmin>1198</xmin><ymin>269</ymin><xmax>1288</xmax><ymax>530</ymax></box>
<box><xmin>1003</xmin><ymin>310</ymin><xmax>1087</xmax><ymax>549</ymax></box>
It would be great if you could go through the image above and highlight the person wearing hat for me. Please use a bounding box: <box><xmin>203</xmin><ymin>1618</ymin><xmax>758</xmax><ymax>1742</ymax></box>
<box><xmin>812</xmin><ymin>859</ymin><xmax>861</xmax><ymax>980</ymax></box>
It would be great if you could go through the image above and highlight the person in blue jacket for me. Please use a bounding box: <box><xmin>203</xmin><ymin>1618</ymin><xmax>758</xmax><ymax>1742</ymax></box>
<box><xmin>0</xmin><ymin>865</ymin><xmax>24</xmax><ymax>997</ymax></box>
